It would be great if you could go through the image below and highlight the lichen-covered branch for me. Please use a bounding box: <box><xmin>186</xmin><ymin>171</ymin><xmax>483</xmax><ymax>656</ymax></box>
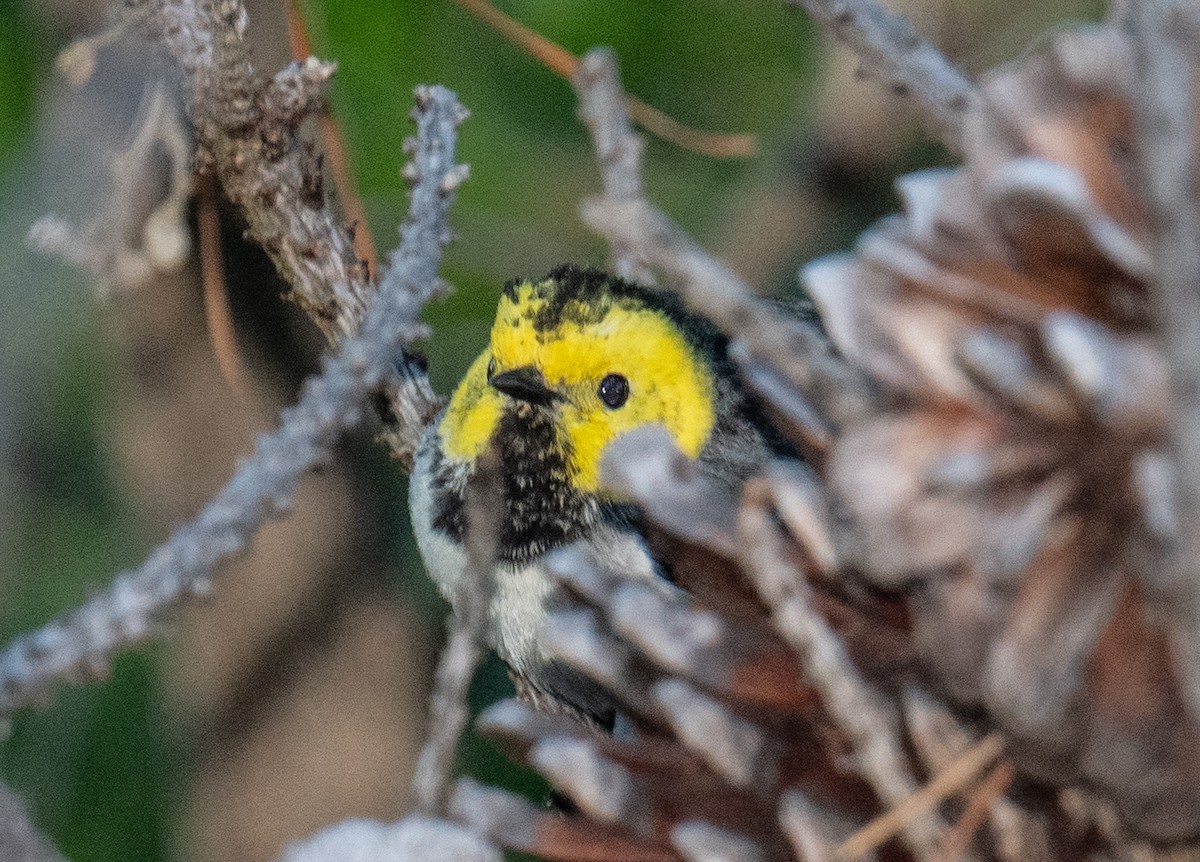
<box><xmin>0</xmin><ymin>84</ymin><xmax>468</xmax><ymax>718</ymax></box>
<box><xmin>785</xmin><ymin>0</ymin><xmax>975</xmax><ymax>152</ymax></box>
<box><xmin>127</xmin><ymin>0</ymin><xmax>446</xmax><ymax>463</ymax></box>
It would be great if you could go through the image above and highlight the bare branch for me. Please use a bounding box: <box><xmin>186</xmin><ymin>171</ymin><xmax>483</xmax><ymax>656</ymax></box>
<box><xmin>0</xmin><ymin>84</ymin><xmax>468</xmax><ymax>719</ymax></box>
<box><xmin>573</xmin><ymin>48</ymin><xmax>878</xmax><ymax>431</ymax></box>
<box><xmin>572</xmin><ymin>49</ymin><xmax>653</xmax><ymax>284</ymax></box>
<box><xmin>785</xmin><ymin>0</ymin><xmax>975</xmax><ymax>152</ymax></box>
<box><xmin>45</xmin><ymin>1</ymin><xmax>444</xmax><ymax>467</ymax></box>
<box><xmin>156</xmin><ymin>0</ymin><xmax>369</xmax><ymax>342</ymax></box>
<box><xmin>137</xmin><ymin>0</ymin><xmax>413</xmax><ymax>347</ymax></box>
<box><xmin>411</xmin><ymin>449</ymin><xmax>502</xmax><ymax>814</ymax></box>
<box><xmin>28</xmin><ymin>80</ymin><xmax>192</xmax><ymax>293</ymax></box>
<box><xmin>377</xmin><ymin>88</ymin><xmax>469</xmax><ymax>464</ymax></box>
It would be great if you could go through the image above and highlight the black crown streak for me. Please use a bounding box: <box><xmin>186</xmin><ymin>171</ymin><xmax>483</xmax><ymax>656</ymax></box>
<box><xmin>502</xmin><ymin>264</ymin><xmax>723</xmax><ymax>358</ymax></box>
<box><xmin>431</xmin><ymin>404</ymin><xmax>637</xmax><ymax>565</ymax></box>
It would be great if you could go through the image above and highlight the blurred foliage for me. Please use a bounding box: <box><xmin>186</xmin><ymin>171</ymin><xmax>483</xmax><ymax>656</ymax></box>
<box><xmin>0</xmin><ymin>1</ymin><xmax>170</xmax><ymax>859</ymax></box>
<box><xmin>0</xmin><ymin>0</ymin><xmax>1100</xmax><ymax>860</ymax></box>
<box><xmin>0</xmin><ymin>0</ymin><xmax>36</xmax><ymax>165</ymax></box>
<box><xmin>0</xmin><ymin>280</ymin><xmax>169</xmax><ymax>862</ymax></box>
<box><xmin>300</xmin><ymin>0</ymin><xmax>823</xmax><ymax>395</ymax></box>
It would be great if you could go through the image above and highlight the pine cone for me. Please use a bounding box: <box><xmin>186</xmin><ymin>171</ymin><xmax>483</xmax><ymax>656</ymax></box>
<box><xmin>448</xmin><ymin>16</ymin><xmax>1200</xmax><ymax>862</ymax></box>
<box><xmin>805</xmin><ymin>22</ymin><xmax>1197</xmax><ymax>843</ymax></box>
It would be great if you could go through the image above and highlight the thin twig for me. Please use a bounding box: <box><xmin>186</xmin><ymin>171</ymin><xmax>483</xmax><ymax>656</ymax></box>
<box><xmin>454</xmin><ymin>0</ymin><xmax>757</xmax><ymax>159</ymax></box>
<box><xmin>836</xmin><ymin>734</ymin><xmax>1006</xmax><ymax>862</ymax></box>
<box><xmin>738</xmin><ymin>475</ymin><xmax>959</xmax><ymax>862</ymax></box>
<box><xmin>375</xmin><ymin>87</ymin><xmax>469</xmax><ymax>467</ymax></box>
<box><xmin>933</xmin><ymin>760</ymin><xmax>1014</xmax><ymax>862</ymax></box>
<box><xmin>572</xmin><ymin>49</ymin><xmax>653</xmax><ymax>284</ymax></box>
<box><xmin>902</xmin><ymin>687</ymin><xmax>1052</xmax><ymax>862</ymax></box>
<box><xmin>277</xmin><ymin>815</ymin><xmax>502</xmax><ymax>862</ymax></box>
<box><xmin>785</xmin><ymin>0</ymin><xmax>974</xmax><ymax>153</ymax></box>
<box><xmin>197</xmin><ymin>177</ymin><xmax>252</xmax><ymax>400</ymax></box>
<box><xmin>137</xmin><ymin>0</ymin><xmax>445</xmax><ymax>465</ymax></box>
<box><xmin>0</xmin><ymin>84</ymin><xmax>468</xmax><ymax>718</ymax></box>
<box><xmin>412</xmin><ymin>449</ymin><xmax>502</xmax><ymax>814</ymax></box>
<box><xmin>572</xmin><ymin>48</ymin><xmax>877</xmax><ymax>430</ymax></box>
<box><xmin>1125</xmin><ymin>0</ymin><xmax>1200</xmax><ymax>720</ymax></box>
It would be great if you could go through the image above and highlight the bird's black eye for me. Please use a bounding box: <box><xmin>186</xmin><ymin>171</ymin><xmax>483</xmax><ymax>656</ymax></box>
<box><xmin>598</xmin><ymin>373</ymin><xmax>629</xmax><ymax>408</ymax></box>
<box><xmin>486</xmin><ymin>358</ymin><xmax>495</xmax><ymax>380</ymax></box>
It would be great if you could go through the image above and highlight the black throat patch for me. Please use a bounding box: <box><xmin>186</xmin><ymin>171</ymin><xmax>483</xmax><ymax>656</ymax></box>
<box><xmin>432</xmin><ymin>404</ymin><xmax>638</xmax><ymax>564</ymax></box>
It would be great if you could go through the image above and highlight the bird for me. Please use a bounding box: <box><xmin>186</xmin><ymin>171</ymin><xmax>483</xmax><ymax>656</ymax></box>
<box><xmin>409</xmin><ymin>264</ymin><xmax>777</xmax><ymax>726</ymax></box>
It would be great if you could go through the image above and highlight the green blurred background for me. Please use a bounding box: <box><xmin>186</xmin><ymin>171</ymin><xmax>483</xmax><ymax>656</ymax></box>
<box><xmin>0</xmin><ymin>0</ymin><xmax>1101</xmax><ymax>860</ymax></box>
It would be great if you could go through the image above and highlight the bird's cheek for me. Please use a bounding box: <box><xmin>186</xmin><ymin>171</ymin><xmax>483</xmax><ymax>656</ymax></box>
<box><xmin>560</xmin><ymin>407</ymin><xmax>612</xmax><ymax>493</ymax></box>
<box><xmin>441</xmin><ymin>388</ymin><xmax>504</xmax><ymax>462</ymax></box>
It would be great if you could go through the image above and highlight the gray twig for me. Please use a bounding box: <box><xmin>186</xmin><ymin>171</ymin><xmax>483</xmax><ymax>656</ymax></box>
<box><xmin>0</xmin><ymin>84</ymin><xmax>468</xmax><ymax>719</ymax></box>
<box><xmin>412</xmin><ymin>449</ymin><xmax>502</xmax><ymax>814</ymax></box>
<box><xmin>572</xmin><ymin>48</ymin><xmax>877</xmax><ymax>430</ymax></box>
<box><xmin>738</xmin><ymin>475</ymin><xmax>958</xmax><ymax>862</ymax></box>
<box><xmin>572</xmin><ymin>49</ymin><xmax>653</xmax><ymax>285</ymax></box>
<box><xmin>378</xmin><ymin>89</ymin><xmax>469</xmax><ymax>465</ymax></box>
<box><xmin>1126</xmin><ymin>0</ymin><xmax>1200</xmax><ymax>716</ymax></box>
<box><xmin>785</xmin><ymin>0</ymin><xmax>975</xmax><ymax>152</ymax></box>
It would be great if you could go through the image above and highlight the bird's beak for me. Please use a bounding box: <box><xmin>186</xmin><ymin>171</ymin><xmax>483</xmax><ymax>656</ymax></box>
<box><xmin>489</xmin><ymin>366</ymin><xmax>561</xmax><ymax>407</ymax></box>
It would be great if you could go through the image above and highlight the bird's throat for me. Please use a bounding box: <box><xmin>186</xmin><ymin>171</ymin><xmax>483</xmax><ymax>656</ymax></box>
<box><xmin>434</xmin><ymin>406</ymin><xmax>601</xmax><ymax>565</ymax></box>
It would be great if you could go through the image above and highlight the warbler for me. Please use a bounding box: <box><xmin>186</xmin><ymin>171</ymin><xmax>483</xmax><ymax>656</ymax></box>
<box><xmin>410</xmin><ymin>264</ymin><xmax>774</xmax><ymax>724</ymax></box>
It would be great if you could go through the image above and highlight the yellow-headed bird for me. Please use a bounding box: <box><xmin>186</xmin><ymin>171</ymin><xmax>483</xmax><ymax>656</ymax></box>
<box><xmin>410</xmin><ymin>265</ymin><xmax>774</xmax><ymax>724</ymax></box>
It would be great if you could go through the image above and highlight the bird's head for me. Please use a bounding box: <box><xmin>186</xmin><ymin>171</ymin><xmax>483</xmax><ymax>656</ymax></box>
<box><xmin>438</xmin><ymin>265</ymin><xmax>720</xmax><ymax>493</ymax></box>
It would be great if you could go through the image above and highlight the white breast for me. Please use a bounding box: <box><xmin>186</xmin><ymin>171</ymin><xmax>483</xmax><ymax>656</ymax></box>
<box><xmin>409</xmin><ymin>422</ymin><xmax>469</xmax><ymax>598</ymax></box>
<box><xmin>410</xmin><ymin>419</ymin><xmax>671</xmax><ymax>696</ymax></box>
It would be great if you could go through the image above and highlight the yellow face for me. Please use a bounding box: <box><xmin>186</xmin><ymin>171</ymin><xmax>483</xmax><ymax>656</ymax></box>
<box><xmin>439</xmin><ymin>277</ymin><xmax>717</xmax><ymax>493</ymax></box>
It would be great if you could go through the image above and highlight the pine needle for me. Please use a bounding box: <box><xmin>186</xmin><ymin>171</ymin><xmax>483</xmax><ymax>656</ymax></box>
<box><xmin>455</xmin><ymin>0</ymin><xmax>757</xmax><ymax>159</ymax></box>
